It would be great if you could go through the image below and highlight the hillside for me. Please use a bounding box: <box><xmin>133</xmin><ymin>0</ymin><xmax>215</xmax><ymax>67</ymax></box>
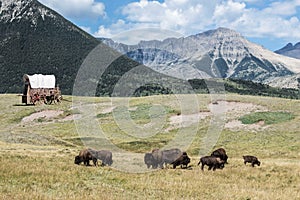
<box><xmin>0</xmin><ymin>0</ymin><xmax>100</xmax><ymax>94</ymax></box>
<box><xmin>1</xmin><ymin>0</ymin><xmax>300</xmax><ymax>97</ymax></box>
<box><xmin>0</xmin><ymin>93</ymin><xmax>299</xmax><ymax>199</ymax></box>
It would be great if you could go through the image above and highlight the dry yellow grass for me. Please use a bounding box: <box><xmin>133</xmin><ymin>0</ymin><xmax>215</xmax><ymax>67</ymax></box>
<box><xmin>0</xmin><ymin>94</ymin><xmax>299</xmax><ymax>199</ymax></box>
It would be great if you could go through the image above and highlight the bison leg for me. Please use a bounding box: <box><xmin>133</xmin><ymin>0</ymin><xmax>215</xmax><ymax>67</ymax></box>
<box><xmin>93</xmin><ymin>158</ymin><xmax>98</xmax><ymax>166</ymax></box>
<box><xmin>84</xmin><ymin>160</ymin><xmax>90</xmax><ymax>166</ymax></box>
<box><xmin>208</xmin><ymin>165</ymin><xmax>213</xmax><ymax>170</ymax></box>
<box><xmin>213</xmin><ymin>165</ymin><xmax>217</xmax><ymax>171</ymax></box>
<box><xmin>201</xmin><ymin>163</ymin><xmax>205</xmax><ymax>170</ymax></box>
<box><xmin>159</xmin><ymin>162</ymin><xmax>164</xmax><ymax>169</ymax></box>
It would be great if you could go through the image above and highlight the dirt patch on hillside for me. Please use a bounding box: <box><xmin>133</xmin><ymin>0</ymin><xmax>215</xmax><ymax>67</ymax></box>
<box><xmin>168</xmin><ymin>101</ymin><xmax>268</xmax><ymax>131</ymax></box>
<box><xmin>168</xmin><ymin>112</ymin><xmax>210</xmax><ymax>130</ymax></box>
<box><xmin>100</xmin><ymin>106</ymin><xmax>116</xmax><ymax>114</ymax></box>
<box><xmin>22</xmin><ymin>110</ymin><xmax>64</xmax><ymax>123</ymax></box>
<box><xmin>215</xmin><ymin>100</ymin><xmax>267</xmax><ymax>119</ymax></box>
<box><xmin>224</xmin><ymin>120</ymin><xmax>269</xmax><ymax>131</ymax></box>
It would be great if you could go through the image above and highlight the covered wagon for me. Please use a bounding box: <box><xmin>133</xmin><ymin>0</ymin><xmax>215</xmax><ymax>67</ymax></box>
<box><xmin>22</xmin><ymin>74</ymin><xmax>62</xmax><ymax>105</ymax></box>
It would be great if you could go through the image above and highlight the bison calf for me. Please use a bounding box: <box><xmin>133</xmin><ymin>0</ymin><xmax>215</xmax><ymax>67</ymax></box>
<box><xmin>171</xmin><ymin>152</ymin><xmax>190</xmax><ymax>169</ymax></box>
<box><xmin>198</xmin><ymin>156</ymin><xmax>225</xmax><ymax>171</ymax></box>
<box><xmin>243</xmin><ymin>155</ymin><xmax>260</xmax><ymax>167</ymax></box>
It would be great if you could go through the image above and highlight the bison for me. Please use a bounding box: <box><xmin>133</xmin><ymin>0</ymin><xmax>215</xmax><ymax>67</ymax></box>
<box><xmin>144</xmin><ymin>153</ymin><xmax>156</xmax><ymax>169</ymax></box>
<box><xmin>93</xmin><ymin>150</ymin><xmax>113</xmax><ymax>166</ymax></box>
<box><xmin>74</xmin><ymin>148</ymin><xmax>97</xmax><ymax>166</ymax></box>
<box><xmin>149</xmin><ymin>148</ymin><xmax>182</xmax><ymax>169</ymax></box>
<box><xmin>198</xmin><ymin>156</ymin><xmax>225</xmax><ymax>171</ymax></box>
<box><xmin>171</xmin><ymin>152</ymin><xmax>190</xmax><ymax>169</ymax></box>
<box><xmin>243</xmin><ymin>155</ymin><xmax>260</xmax><ymax>167</ymax></box>
<box><xmin>211</xmin><ymin>148</ymin><xmax>228</xmax><ymax>164</ymax></box>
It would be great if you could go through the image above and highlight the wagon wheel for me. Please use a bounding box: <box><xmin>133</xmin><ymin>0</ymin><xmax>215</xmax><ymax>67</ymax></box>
<box><xmin>54</xmin><ymin>95</ymin><xmax>62</xmax><ymax>104</ymax></box>
<box><xmin>31</xmin><ymin>93</ymin><xmax>41</xmax><ymax>105</ymax></box>
<box><xmin>44</xmin><ymin>96</ymin><xmax>53</xmax><ymax>105</ymax></box>
<box><xmin>46</xmin><ymin>99</ymin><xmax>53</xmax><ymax>105</ymax></box>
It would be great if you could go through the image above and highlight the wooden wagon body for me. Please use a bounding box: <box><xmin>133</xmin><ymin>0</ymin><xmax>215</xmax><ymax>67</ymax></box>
<box><xmin>22</xmin><ymin>74</ymin><xmax>62</xmax><ymax>105</ymax></box>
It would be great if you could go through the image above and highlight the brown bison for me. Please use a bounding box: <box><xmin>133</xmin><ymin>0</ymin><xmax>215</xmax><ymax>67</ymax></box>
<box><xmin>198</xmin><ymin>156</ymin><xmax>225</xmax><ymax>171</ymax></box>
<box><xmin>211</xmin><ymin>148</ymin><xmax>228</xmax><ymax>164</ymax></box>
<box><xmin>171</xmin><ymin>152</ymin><xmax>190</xmax><ymax>169</ymax></box>
<box><xmin>150</xmin><ymin>148</ymin><xmax>182</xmax><ymax>169</ymax></box>
<box><xmin>74</xmin><ymin>148</ymin><xmax>97</xmax><ymax>166</ymax></box>
<box><xmin>243</xmin><ymin>155</ymin><xmax>260</xmax><ymax>167</ymax></box>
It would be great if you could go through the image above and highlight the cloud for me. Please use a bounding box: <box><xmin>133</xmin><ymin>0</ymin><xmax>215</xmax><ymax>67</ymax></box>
<box><xmin>104</xmin><ymin>0</ymin><xmax>300</xmax><ymax>42</ymax></box>
<box><xmin>263</xmin><ymin>0</ymin><xmax>300</xmax><ymax>16</ymax></box>
<box><xmin>39</xmin><ymin>0</ymin><xmax>106</xmax><ymax>19</ymax></box>
<box><xmin>94</xmin><ymin>19</ymin><xmax>183</xmax><ymax>44</ymax></box>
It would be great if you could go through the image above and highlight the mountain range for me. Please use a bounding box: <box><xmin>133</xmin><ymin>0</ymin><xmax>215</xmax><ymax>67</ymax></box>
<box><xmin>275</xmin><ymin>43</ymin><xmax>300</xmax><ymax>59</ymax></box>
<box><xmin>0</xmin><ymin>0</ymin><xmax>300</xmax><ymax>96</ymax></box>
<box><xmin>102</xmin><ymin>28</ymin><xmax>300</xmax><ymax>89</ymax></box>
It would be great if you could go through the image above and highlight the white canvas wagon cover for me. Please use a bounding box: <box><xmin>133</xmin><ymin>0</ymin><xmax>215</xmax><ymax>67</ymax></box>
<box><xmin>23</xmin><ymin>74</ymin><xmax>56</xmax><ymax>89</ymax></box>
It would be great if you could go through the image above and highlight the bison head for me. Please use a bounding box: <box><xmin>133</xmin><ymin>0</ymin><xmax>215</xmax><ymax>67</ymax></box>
<box><xmin>144</xmin><ymin>153</ymin><xmax>156</xmax><ymax>168</ymax></box>
<box><xmin>257</xmin><ymin>161</ymin><xmax>261</xmax><ymax>166</ymax></box>
<box><xmin>216</xmin><ymin>158</ymin><xmax>225</xmax><ymax>169</ymax></box>
<box><xmin>74</xmin><ymin>155</ymin><xmax>81</xmax><ymax>165</ymax></box>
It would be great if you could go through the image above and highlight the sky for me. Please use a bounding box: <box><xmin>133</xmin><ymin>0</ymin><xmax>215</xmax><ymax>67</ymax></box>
<box><xmin>38</xmin><ymin>0</ymin><xmax>300</xmax><ymax>51</ymax></box>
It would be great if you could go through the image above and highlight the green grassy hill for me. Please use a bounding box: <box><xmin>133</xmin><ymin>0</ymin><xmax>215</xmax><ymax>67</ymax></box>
<box><xmin>0</xmin><ymin>94</ymin><xmax>299</xmax><ymax>199</ymax></box>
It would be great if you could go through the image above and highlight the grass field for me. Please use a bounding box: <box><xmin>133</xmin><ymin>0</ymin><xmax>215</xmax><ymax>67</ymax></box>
<box><xmin>0</xmin><ymin>93</ymin><xmax>299</xmax><ymax>199</ymax></box>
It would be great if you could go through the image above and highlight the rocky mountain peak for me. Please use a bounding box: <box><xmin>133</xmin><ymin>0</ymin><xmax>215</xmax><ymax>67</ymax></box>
<box><xmin>0</xmin><ymin>0</ymin><xmax>100</xmax><ymax>94</ymax></box>
<box><xmin>275</xmin><ymin>42</ymin><xmax>300</xmax><ymax>59</ymax></box>
<box><xmin>197</xmin><ymin>27</ymin><xmax>242</xmax><ymax>39</ymax></box>
<box><xmin>103</xmin><ymin>27</ymin><xmax>300</xmax><ymax>87</ymax></box>
<box><xmin>0</xmin><ymin>0</ymin><xmax>56</xmax><ymax>25</ymax></box>
<box><xmin>294</xmin><ymin>42</ymin><xmax>300</xmax><ymax>49</ymax></box>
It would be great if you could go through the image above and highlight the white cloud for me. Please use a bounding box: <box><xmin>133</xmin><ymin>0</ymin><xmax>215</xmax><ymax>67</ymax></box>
<box><xmin>39</xmin><ymin>0</ymin><xmax>106</xmax><ymax>19</ymax></box>
<box><xmin>94</xmin><ymin>20</ymin><xmax>128</xmax><ymax>38</ymax></box>
<box><xmin>213</xmin><ymin>1</ymin><xmax>246</xmax><ymax>24</ymax></box>
<box><xmin>93</xmin><ymin>19</ymin><xmax>183</xmax><ymax>44</ymax></box>
<box><xmin>263</xmin><ymin>1</ymin><xmax>300</xmax><ymax>16</ymax></box>
<box><xmin>106</xmin><ymin>0</ymin><xmax>300</xmax><ymax>43</ymax></box>
<box><xmin>122</xmin><ymin>0</ymin><xmax>166</xmax><ymax>23</ymax></box>
<box><xmin>110</xmin><ymin>28</ymin><xmax>184</xmax><ymax>44</ymax></box>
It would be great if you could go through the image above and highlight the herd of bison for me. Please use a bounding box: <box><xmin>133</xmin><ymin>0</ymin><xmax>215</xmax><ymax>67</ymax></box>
<box><xmin>74</xmin><ymin>148</ymin><xmax>261</xmax><ymax>171</ymax></box>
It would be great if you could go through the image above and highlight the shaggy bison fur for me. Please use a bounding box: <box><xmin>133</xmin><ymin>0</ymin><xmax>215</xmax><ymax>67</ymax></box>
<box><xmin>74</xmin><ymin>148</ymin><xmax>97</xmax><ymax>166</ymax></box>
<box><xmin>243</xmin><ymin>155</ymin><xmax>260</xmax><ymax>167</ymax></box>
<box><xmin>198</xmin><ymin>156</ymin><xmax>225</xmax><ymax>171</ymax></box>
<box><xmin>171</xmin><ymin>152</ymin><xmax>190</xmax><ymax>169</ymax></box>
<box><xmin>93</xmin><ymin>150</ymin><xmax>113</xmax><ymax>166</ymax></box>
<box><xmin>149</xmin><ymin>148</ymin><xmax>182</xmax><ymax>169</ymax></box>
<box><xmin>211</xmin><ymin>148</ymin><xmax>228</xmax><ymax>164</ymax></box>
<box><xmin>144</xmin><ymin>153</ymin><xmax>155</xmax><ymax>169</ymax></box>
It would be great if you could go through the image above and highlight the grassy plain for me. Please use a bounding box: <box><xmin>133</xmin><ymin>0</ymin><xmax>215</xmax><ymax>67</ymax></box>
<box><xmin>0</xmin><ymin>93</ymin><xmax>299</xmax><ymax>199</ymax></box>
